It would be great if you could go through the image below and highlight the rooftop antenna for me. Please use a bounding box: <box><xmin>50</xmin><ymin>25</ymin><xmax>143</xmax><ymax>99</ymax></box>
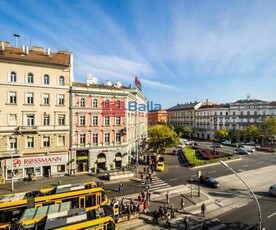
<box><xmin>13</xmin><ymin>34</ymin><xmax>20</xmax><ymax>47</ymax></box>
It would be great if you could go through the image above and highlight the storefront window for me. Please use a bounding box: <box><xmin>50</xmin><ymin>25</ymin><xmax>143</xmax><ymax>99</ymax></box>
<box><xmin>57</xmin><ymin>165</ymin><xmax>65</xmax><ymax>172</ymax></box>
<box><xmin>7</xmin><ymin>169</ymin><xmax>23</xmax><ymax>179</ymax></box>
<box><xmin>35</xmin><ymin>167</ymin><xmax>41</xmax><ymax>176</ymax></box>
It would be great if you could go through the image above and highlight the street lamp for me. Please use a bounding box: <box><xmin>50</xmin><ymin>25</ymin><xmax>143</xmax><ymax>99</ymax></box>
<box><xmin>220</xmin><ymin>161</ymin><xmax>262</xmax><ymax>230</ymax></box>
<box><xmin>6</xmin><ymin>143</ymin><xmax>14</xmax><ymax>192</ymax></box>
<box><xmin>197</xmin><ymin>170</ymin><xmax>201</xmax><ymax>197</ymax></box>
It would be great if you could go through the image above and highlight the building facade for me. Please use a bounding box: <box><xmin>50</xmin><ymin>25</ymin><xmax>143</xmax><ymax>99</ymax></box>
<box><xmin>0</xmin><ymin>41</ymin><xmax>73</xmax><ymax>180</ymax></box>
<box><xmin>148</xmin><ymin>109</ymin><xmax>167</xmax><ymax>126</ymax></box>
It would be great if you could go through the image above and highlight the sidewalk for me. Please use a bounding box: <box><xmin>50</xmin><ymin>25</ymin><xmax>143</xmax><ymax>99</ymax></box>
<box><xmin>118</xmin><ymin>186</ymin><xmax>210</xmax><ymax>230</ymax></box>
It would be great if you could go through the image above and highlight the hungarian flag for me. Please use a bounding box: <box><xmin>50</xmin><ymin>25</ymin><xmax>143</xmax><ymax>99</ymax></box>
<box><xmin>134</xmin><ymin>76</ymin><xmax>142</xmax><ymax>90</ymax></box>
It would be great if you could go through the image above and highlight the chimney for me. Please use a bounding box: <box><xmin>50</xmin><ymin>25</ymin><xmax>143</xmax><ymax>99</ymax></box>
<box><xmin>1</xmin><ymin>41</ymin><xmax>4</xmax><ymax>50</ymax></box>
<box><xmin>22</xmin><ymin>45</ymin><xmax>25</xmax><ymax>53</ymax></box>
<box><xmin>26</xmin><ymin>46</ymin><xmax>29</xmax><ymax>54</ymax></box>
<box><xmin>47</xmin><ymin>48</ymin><xmax>50</xmax><ymax>55</ymax></box>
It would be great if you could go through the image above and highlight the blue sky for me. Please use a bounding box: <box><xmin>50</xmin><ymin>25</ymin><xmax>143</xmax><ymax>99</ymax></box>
<box><xmin>1</xmin><ymin>0</ymin><xmax>276</xmax><ymax>108</ymax></box>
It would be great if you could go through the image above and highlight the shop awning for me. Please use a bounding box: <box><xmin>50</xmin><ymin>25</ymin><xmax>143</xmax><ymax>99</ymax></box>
<box><xmin>115</xmin><ymin>156</ymin><xmax>122</xmax><ymax>161</ymax></box>
<box><xmin>97</xmin><ymin>158</ymin><xmax>106</xmax><ymax>163</ymax></box>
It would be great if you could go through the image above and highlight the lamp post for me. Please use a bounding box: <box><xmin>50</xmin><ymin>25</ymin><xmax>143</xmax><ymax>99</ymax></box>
<box><xmin>220</xmin><ymin>161</ymin><xmax>262</xmax><ymax>230</ymax></box>
<box><xmin>6</xmin><ymin>143</ymin><xmax>14</xmax><ymax>192</ymax></box>
<box><xmin>197</xmin><ymin>169</ymin><xmax>201</xmax><ymax>197</ymax></box>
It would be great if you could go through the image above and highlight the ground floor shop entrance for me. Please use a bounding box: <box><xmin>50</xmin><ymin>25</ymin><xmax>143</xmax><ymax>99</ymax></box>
<box><xmin>76</xmin><ymin>150</ymin><xmax>89</xmax><ymax>172</ymax></box>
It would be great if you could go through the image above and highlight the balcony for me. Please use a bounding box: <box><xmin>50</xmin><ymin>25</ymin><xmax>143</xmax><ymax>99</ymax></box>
<box><xmin>17</xmin><ymin>126</ymin><xmax>39</xmax><ymax>134</ymax></box>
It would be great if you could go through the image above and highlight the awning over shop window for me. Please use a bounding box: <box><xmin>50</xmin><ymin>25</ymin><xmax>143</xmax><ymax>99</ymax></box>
<box><xmin>97</xmin><ymin>158</ymin><xmax>106</xmax><ymax>163</ymax></box>
<box><xmin>115</xmin><ymin>156</ymin><xmax>122</xmax><ymax>161</ymax></box>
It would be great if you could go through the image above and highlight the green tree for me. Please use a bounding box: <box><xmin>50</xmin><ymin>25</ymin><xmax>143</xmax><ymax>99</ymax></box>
<box><xmin>182</xmin><ymin>126</ymin><xmax>193</xmax><ymax>139</ymax></box>
<box><xmin>261</xmin><ymin>117</ymin><xmax>276</xmax><ymax>142</ymax></box>
<box><xmin>246</xmin><ymin>125</ymin><xmax>260</xmax><ymax>140</ymax></box>
<box><xmin>214</xmin><ymin>128</ymin><xmax>229</xmax><ymax>140</ymax></box>
<box><xmin>148</xmin><ymin>124</ymin><xmax>180</xmax><ymax>153</ymax></box>
<box><xmin>229</xmin><ymin>130</ymin><xmax>241</xmax><ymax>142</ymax></box>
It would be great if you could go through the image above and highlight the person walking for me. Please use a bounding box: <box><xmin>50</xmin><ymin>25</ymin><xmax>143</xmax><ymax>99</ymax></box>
<box><xmin>181</xmin><ymin>198</ymin><xmax>185</xmax><ymax>212</ymax></box>
<box><xmin>146</xmin><ymin>190</ymin><xmax>151</xmax><ymax>201</ymax></box>
<box><xmin>202</xmin><ymin>222</ymin><xmax>209</xmax><ymax>230</ymax></box>
<box><xmin>143</xmin><ymin>200</ymin><xmax>149</xmax><ymax>213</ymax></box>
<box><xmin>166</xmin><ymin>213</ymin><xmax>171</xmax><ymax>229</ymax></box>
<box><xmin>141</xmin><ymin>190</ymin><xmax>145</xmax><ymax>201</ymax></box>
<box><xmin>184</xmin><ymin>215</ymin><xmax>189</xmax><ymax>230</ymax></box>
<box><xmin>170</xmin><ymin>204</ymin><xmax>175</xmax><ymax>219</ymax></box>
<box><xmin>166</xmin><ymin>191</ymin><xmax>170</xmax><ymax>204</ymax></box>
<box><xmin>201</xmin><ymin>203</ymin><xmax>206</xmax><ymax>217</ymax></box>
<box><xmin>118</xmin><ymin>181</ymin><xmax>123</xmax><ymax>193</ymax></box>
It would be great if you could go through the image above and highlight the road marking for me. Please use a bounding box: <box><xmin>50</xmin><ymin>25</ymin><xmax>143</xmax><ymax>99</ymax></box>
<box><xmin>236</xmin><ymin>202</ymin><xmax>248</xmax><ymax>208</ymax></box>
<box><xmin>243</xmin><ymin>225</ymin><xmax>255</xmax><ymax>230</ymax></box>
<box><xmin>242</xmin><ymin>164</ymin><xmax>249</xmax><ymax>167</ymax></box>
<box><xmin>169</xmin><ymin>178</ymin><xmax>178</xmax><ymax>181</ymax></box>
<box><xmin>208</xmin><ymin>171</ymin><xmax>216</xmax><ymax>174</ymax></box>
<box><xmin>267</xmin><ymin>212</ymin><xmax>276</xmax><ymax>218</ymax></box>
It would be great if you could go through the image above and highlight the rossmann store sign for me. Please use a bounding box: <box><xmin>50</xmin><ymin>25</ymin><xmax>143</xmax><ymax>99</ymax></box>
<box><xmin>6</xmin><ymin>155</ymin><xmax>67</xmax><ymax>169</ymax></box>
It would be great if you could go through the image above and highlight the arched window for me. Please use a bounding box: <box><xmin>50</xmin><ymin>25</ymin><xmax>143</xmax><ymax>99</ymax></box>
<box><xmin>43</xmin><ymin>74</ymin><xmax>50</xmax><ymax>85</ymax></box>
<box><xmin>93</xmin><ymin>99</ymin><xmax>98</xmax><ymax>108</ymax></box>
<box><xmin>27</xmin><ymin>73</ymin><xmax>34</xmax><ymax>83</ymax></box>
<box><xmin>59</xmin><ymin>76</ymin><xmax>65</xmax><ymax>86</ymax></box>
<box><xmin>80</xmin><ymin>98</ymin><xmax>85</xmax><ymax>107</ymax></box>
<box><xmin>10</xmin><ymin>71</ymin><xmax>16</xmax><ymax>82</ymax></box>
<box><xmin>104</xmin><ymin>99</ymin><xmax>109</xmax><ymax>108</ymax></box>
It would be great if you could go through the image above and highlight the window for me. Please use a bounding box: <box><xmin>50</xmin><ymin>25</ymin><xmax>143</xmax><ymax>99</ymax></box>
<box><xmin>58</xmin><ymin>94</ymin><xmax>65</xmax><ymax>105</ymax></box>
<box><xmin>26</xmin><ymin>136</ymin><xmax>34</xmax><ymax>148</ymax></box>
<box><xmin>80</xmin><ymin>98</ymin><xmax>85</xmax><ymax>107</ymax></box>
<box><xmin>59</xmin><ymin>76</ymin><xmax>65</xmax><ymax>86</ymax></box>
<box><xmin>27</xmin><ymin>73</ymin><xmax>34</xmax><ymax>83</ymax></box>
<box><xmin>58</xmin><ymin>135</ymin><xmax>65</xmax><ymax>146</ymax></box>
<box><xmin>42</xmin><ymin>94</ymin><xmax>50</xmax><ymax>105</ymax></box>
<box><xmin>8</xmin><ymin>92</ymin><xmax>17</xmax><ymax>104</ymax></box>
<box><xmin>93</xmin><ymin>99</ymin><xmax>98</xmax><ymax>108</ymax></box>
<box><xmin>58</xmin><ymin>115</ymin><xmax>65</xmax><ymax>125</ymax></box>
<box><xmin>104</xmin><ymin>133</ymin><xmax>110</xmax><ymax>144</ymax></box>
<box><xmin>92</xmin><ymin>116</ymin><xmax>98</xmax><ymax>126</ymax></box>
<box><xmin>116</xmin><ymin>132</ymin><xmax>121</xmax><ymax>143</ymax></box>
<box><xmin>115</xmin><ymin>116</ymin><xmax>121</xmax><ymax>125</ymax></box>
<box><xmin>43</xmin><ymin>136</ymin><xmax>50</xmax><ymax>147</ymax></box>
<box><xmin>43</xmin><ymin>115</ymin><xmax>50</xmax><ymax>125</ymax></box>
<box><xmin>43</xmin><ymin>74</ymin><xmax>50</xmax><ymax>84</ymax></box>
<box><xmin>10</xmin><ymin>72</ymin><xmax>16</xmax><ymax>82</ymax></box>
<box><xmin>92</xmin><ymin>133</ymin><xmax>98</xmax><ymax>144</ymax></box>
<box><xmin>26</xmin><ymin>93</ymin><xmax>34</xmax><ymax>104</ymax></box>
<box><xmin>9</xmin><ymin>138</ymin><xmax>17</xmax><ymax>150</ymax></box>
<box><xmin>104</xmin><ymin>116</ymin><xmax>110</xmax><ymax>126</ymax></box>
<box><xmin>26</xmin><ymin>115</ymin><xmax>34</xmax><ymax>126</ymax></box>
<box><xmin>104</xmin><ymin>99</ymin><xmax>109</xmax><ymax>108</ymax></box>
<box><xmin>79</xmin><ymin>115</ymin><xmax>86</xmax><ymax>126</ymax></box>
<box><xmin>116</xmin><ymin>100</ymin><xmax>121</xmax><ymax>108</ymax></box>
<box><xmin>80</xmin><ymin>134</ymin><xmax>86</xmax><ymax>145</ymax></box>
<box><xmin>233</xmin><ymin>112</ymin><xmax>236</xmax><ymax>116</ymax></box>
<box><xmin>57</xmin><ymin>165</ymin><xmax>65</xmax><ymax>172</ymax></box>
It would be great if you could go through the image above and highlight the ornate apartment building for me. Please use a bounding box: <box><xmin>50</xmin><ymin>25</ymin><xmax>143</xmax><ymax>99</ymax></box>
<box><xmin>195</xmin><ymin>99</ymin><xmax>276</xmax><ymax>140</ymax></box>
<box><xmin>0</xmin><ymin>41</ymin><xmax>73</xmax><ymax>180</ymax></box>
<box><xmin>148</xmin><ymin>109</ymin><xmax>167</xmax><ymax>126</ymax></box>
<box><xmin>70</xmin><ymin>79</ymin><xmax>147</xmax><ymax>173</ymax></box>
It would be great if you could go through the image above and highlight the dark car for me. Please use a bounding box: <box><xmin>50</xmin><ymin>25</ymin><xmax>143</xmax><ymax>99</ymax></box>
<box><xmin>200</xmin><ymin>175</ymin><xmax>220</xmax><ymax>188</ymax></box>
<box><xmin>269</xmin><ymin>184</ymin><xmax>276</xmax><ymax>196</ymax></box>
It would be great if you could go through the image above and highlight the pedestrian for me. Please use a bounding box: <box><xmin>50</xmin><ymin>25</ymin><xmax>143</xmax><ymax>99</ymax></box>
<box><xmin>170</xmin><ymin>204</ymin><xmax>175</xmax><ymax>218</ymax></box>
<box><xmin>166</xmin><ymin>213</ymin><xmax>171</xmax><ymax>229</ymax></box>
<box><xmin>146</xmin><ymin>190</ymin><xmax>151</xmax><ymax>201</ymax></box>
<box><xmin>153</xmin><ymin>210</ymin><xmax>159</xmax><ymax>225</ymax></box>
<box><xmin>138</xmin><ymin>193</ymin><xmax>143</xmax><ymax>202</ymax></box>
<box><xmin>184</xmin><ymin>215</ymin><xmax>189</xmax><ymax>230</ymax></box>
<box><xmin>166</xmin><ymin>191</ymin><xmax>170</xmax><ymax>204</ymax></box>
<box><xmin>141</xmin><ymin>190</ymin><xmax>145</xmax><ymax>201</ymax></box>
<box><xmin>181</xmin><ymin>197</ymin><xmax>185</xmax><ymax>212</ymax></box>
<box><xmin>158</xmin><ymin>206</ymin><xmax>164</xmax><ymax>218</ymax></box>
<box><xmin>201</xmin><ymin>203</ymin><xmax>206</xmax><ymax>217</ymax></box>
<box><xmin>143</xmin><ymin>200</ymin><xmax>149</xmax><ymax>213</ymax></box>
<box><xmin>202</xmin><ymin>222</ymin><xmax>209</xmax><ymax>230</ymax></box>
<box><xmin>163</xmin><ymin>204</ymin><xmax>168</xmax><ymax>216</ymax></box>
<box><xmin>118</xmin><ymin>181</ymin><xmax>123</xmax><ymax>193</ymax></box>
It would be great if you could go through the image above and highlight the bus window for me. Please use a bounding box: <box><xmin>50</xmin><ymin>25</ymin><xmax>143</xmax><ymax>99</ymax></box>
<box><xmin>96</xmin><ymin>194</ymin><xmax>101</xmax><ymax>206</ymax></box>
<box><xmin>86</xmin><ymin>195</ymin><xmax>96</xmax><ymax>207</ymax></box>
<box><xmin>80</xmin><ymin>197</ymin><xmax>85</xmax><ymax>208</ymax></box>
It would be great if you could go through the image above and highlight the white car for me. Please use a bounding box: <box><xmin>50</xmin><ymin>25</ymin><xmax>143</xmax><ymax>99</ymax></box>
<box><xmin>221</xmin><ymin>140</ymin><xmax>231</xmax><ymax>145</ymax></box>
<box><xmin>238</xmin><ymin>148</ymin><xmax>252</xmax><ymax>155</ymax></box>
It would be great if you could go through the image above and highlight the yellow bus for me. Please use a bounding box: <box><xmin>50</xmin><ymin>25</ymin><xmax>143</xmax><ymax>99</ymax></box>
<box><xmin>7</xmin><ymin>202</ymin><xmax>117</xmax><ymax>230</ymax></box>
<box><xmin>0</xmin><ymin>182</ymin><xmax>107</xmax><ymax>229</ymax></box>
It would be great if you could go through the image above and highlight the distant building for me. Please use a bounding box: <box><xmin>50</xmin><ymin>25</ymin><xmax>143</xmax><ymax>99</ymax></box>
<box><xmin>148</xmin><ymin>109</ymin><xmax>167</xmax><ymax>126</ymax></box>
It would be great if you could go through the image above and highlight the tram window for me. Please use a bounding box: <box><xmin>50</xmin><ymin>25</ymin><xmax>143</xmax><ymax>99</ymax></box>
<box><xmin>102</xmin><ymin>192</ymin><xmax>106</xmax><ymax>202</ymax></box>
<box><xmin>62</xmin><ymin>197</ymin><xmax>79</xmax><ymax>208</ymax></box>
<box><xmin>86</xmin><ymin>195</ymin><xmax>96</xmax><ymax>207</ymax></box>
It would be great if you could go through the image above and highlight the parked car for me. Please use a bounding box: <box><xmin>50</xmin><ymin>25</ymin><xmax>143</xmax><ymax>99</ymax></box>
<box><xmin>269</xmin><ymin>184</ymin><xmax>276</xmax><ymax>196</ymax></box>
<box><xmin>213</xmin><ymin>143</ymin><xmax>223</xmax><ymax>148</ymax></box>
<box><xmin>156</xmin><ymin>162</ymin><xmax>165</xmax><ymax>172</ymax></box>
<box><xmin>237</xmin><ymin>145</ymin><xmax>255</xmax><ymax>152</ymax></box>
<box><xmin>199</xmin><ymin>175</ymin><xmax>220</xmax><ymax>188</ymax></box>
<box><xmin>171</xmin><ymin>150</ymin><xmax>178</xmax><ymax>155</ymax></box>
<box><xmin>221</xmin><ymin>140</ymin><xmax>231</xmax><ymax>145</ymax></box>
<box><xmin>246</xmin><ymin>141</ymin><xmax>255</xmax><ymax>145</ymax></box>
<box><xmin>237</xmin><ymin>148</ymin><xmax>252</xmax><ymax>155</ymax></box>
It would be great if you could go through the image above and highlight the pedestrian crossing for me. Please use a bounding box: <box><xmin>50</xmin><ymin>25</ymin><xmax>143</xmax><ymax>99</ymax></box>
<box><xmin>114</xmin><ymin>176</ymin><xmax>171</xmax><ymax>201</ymax></box>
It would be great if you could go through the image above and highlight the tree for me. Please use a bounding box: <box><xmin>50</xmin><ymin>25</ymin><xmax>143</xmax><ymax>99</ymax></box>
<box><xmin>182</xmin><ymin>127</ymin><xmax>193</xmax><ymax>139</ymax></box>
<box><xmin>229</xmin><ymin>130</ymin><xmax>241</xmax><ymax>142</ymax></box>
<box><xmin>214</xmin><ymin>128</ymin><xmax>229</xmax><ymax>140</ymax></box>
<box><xmin>148</xmin><ymin>125</ymin><xmax>180</xmax><ymax>153</ymax></box>
<box><xmin>261</xmin><ymin>117</ymin><xmax>276</xmax><ymax>143</ymax></box>
<box><xmin>246</xmin><ymin>125</ymin><xmax>260</xmax><ymax>141</ymax></box>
